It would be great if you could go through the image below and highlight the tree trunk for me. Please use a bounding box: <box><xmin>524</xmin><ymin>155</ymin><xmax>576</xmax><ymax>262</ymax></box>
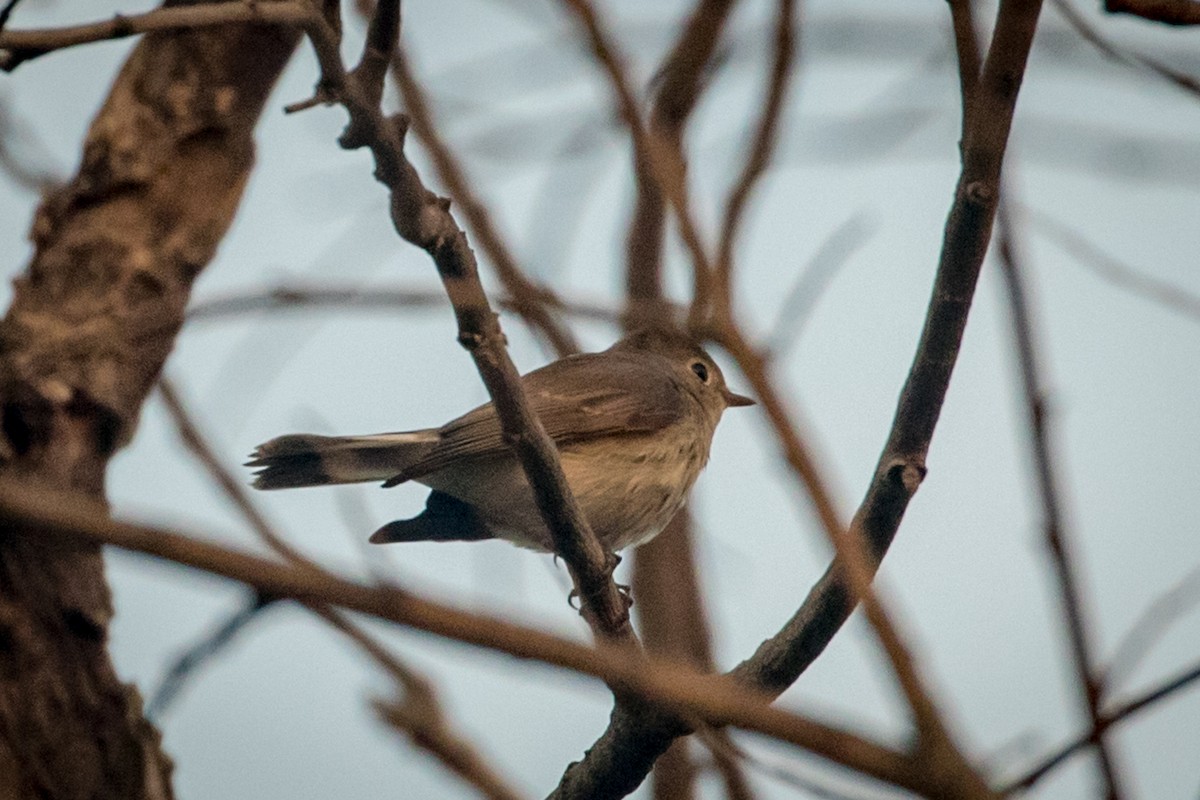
<box><xmin>0</xmin><ymin>12</ymin><xmax>299</xmax><ymax>799</ymax></box>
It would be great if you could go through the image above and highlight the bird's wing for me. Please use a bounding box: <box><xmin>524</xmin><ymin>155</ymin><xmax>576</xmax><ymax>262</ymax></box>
<box><xmin>397</xmin><ymin>351</ymin><xmax>688</xmax><ymax>481</ymax></box>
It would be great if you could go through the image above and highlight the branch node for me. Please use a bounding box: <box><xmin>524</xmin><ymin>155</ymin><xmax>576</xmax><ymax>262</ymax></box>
<box><xmin>964</xmin><ymin>180</ymin><xmax>993</xmax><ymax>206</ymax></box>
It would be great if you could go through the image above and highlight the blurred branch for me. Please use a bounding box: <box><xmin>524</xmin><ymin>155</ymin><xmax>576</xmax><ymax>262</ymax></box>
<box><xmin>712</xmin><ymin>0</ymin><xmax>798</xmax><ymax>314</ymax></box>
<box><xmin>1102</xmin><ymin>562</ymin><xmax>1200</xmax><ymax>690</ymax></box>
<box><xmin>0</xmin><ymin>479</ymin><xmax>937</xmax><ymax>795</ymax></box>
<box><xmin>995</xmin><ymin>206</ymin><xmax>1126</xmax><ymax>798</ymax></box>
<box><xmin>626</xmin><ymin>0</ymin><xmax>737</xmax><ymax>325</ymax></box>
<box><xmin>558</xmin><ymin>0</ymin><xmax>714</xmax><ymax>322</ymax></box>
<box><xmin>1104</xmin><ymin>0</ymin><xmax>1200</xmax><ymax>24</ymax></box>
<box><xmin>187</xmin><ymin>283</ymin><xmax>632</xmax><ymax>327</ymax></box>
<box><xmin>764</xmin><ymin>212</ymin><xmax>876</xmax><ymax>358</ymax></box>
<box><xmin>148</xmin><ymin>592</ymin><xmax>277</xmax><ymax>718</ymax></box>
<box><xmin>1003</xmin><ymin>658</ymin><xmax>1200</xmax><ymax>793</ymax></box>
<box><xmin>1050</xmin><ymin>0</ymin><xmax>1200</xmax><ymax>97</ymax></box>
<box><xmin>1027</xmin><ymin>208</ymin><xmax>1200</xmax><ymax>325</ymax></box>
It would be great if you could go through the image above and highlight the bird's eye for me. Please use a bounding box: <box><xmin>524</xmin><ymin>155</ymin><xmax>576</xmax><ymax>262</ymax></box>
<box><xmin>690</xmin><ymin>361</ymin><xmax>709</xmax><ymax>382</ymax></box>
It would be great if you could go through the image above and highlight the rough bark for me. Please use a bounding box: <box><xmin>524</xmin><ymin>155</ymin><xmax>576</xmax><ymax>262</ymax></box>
<box><xmin>0</xmin><ymin>12</ymin><xmax>298</xmax><ymax>800</ymax></box>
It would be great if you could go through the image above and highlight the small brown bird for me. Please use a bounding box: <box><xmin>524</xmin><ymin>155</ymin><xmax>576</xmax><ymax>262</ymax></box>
<box><xmin>248</xmin><ymin>329</ymin><xmax>753</xmax><ymax>552</ymax></box>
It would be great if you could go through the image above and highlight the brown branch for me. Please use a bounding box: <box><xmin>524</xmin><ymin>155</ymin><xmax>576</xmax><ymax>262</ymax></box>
<box><xmin>186</xmin><ymin>284</ymin><xmax>632</xmax><ymax>327</ymax></box>
<box><xmin>558</xmin><ymin>0</ymin><xmax>714</xmax><ymax>321</ymax></box>
<box><xmin>0</xmin><ymin>479</ymin><xmax>937</xmax><ymax>795</ymax></box>
<box><xmin>625</xmin><ymin>0</ymin><xmax>738</xmax><ymax>326</ymax></box>
<box><xmin>1003</xmin><ymin>659</ymin><xmax>1200</xmax><ymax>793</ymax></box>
<box><xmin>554</xmin><ymin>0</ymin><xmax>1050</xmax><ymax>795</ymax></box>
<box><xmin>712</xmin><ymin>0</ymin><xmax>797</xmax><ymax>311</ymax></box>
<box><xmin>1104</xmin><ymin>0</ymin><xmax>1200</xmax><ymax>24</ymax></box>
<box><xmin>995</xmin><ymin>206</ymin><xmax>1126</xmax><ymax>799</ymax></box>
<box><xmin>287</xmin><ymin>0</ymin><xmax>631</xmax><ymax>641</ymax></box>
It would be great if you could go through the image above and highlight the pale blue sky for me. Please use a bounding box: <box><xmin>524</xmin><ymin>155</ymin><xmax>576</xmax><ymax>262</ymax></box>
<box><xmin>2</xmin><ymin>1</ymin><xmax>1199</xmax><ymax>797</ymax></box>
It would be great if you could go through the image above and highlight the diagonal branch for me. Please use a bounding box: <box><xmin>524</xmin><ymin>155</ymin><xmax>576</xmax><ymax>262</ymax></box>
<box><xmin>1003</xmin><ymin>658</ymin><xmax>1200</xmax><ymax>792</ymax></box>
<box><xmin>553</xmin><ymin>0</ymin><xmax>1050</xmax><ymax>795</ymax></box>
<box><xmin>307</xmin><ymin>0</ymin><xmax>631</xmax><ymax>641</ymax></box>
<box><xmin>712</xmin><ymin>0</ymin><xmax>797</xmax><ymax>311</ymax></box>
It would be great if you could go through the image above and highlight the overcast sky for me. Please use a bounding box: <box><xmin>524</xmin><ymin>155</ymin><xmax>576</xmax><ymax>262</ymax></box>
<box><xmin>2</xmin><ymin>1</ymin><xmax>1199</xmax><ymax>797</ymax></box>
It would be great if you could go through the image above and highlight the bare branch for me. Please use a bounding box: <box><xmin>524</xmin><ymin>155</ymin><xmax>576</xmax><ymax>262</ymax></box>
<box><xmin>557</xmin><ymin>0</ymin><xmax>714</xmax><ymax>322</ymax></box>
<box><xmin>1105</xmin><ymin>0</ymin><xmax>1200</xmax><ymax>24</ymax></box>
<box><xmin>626</xmin><ymin>0</ymin><xmax>738</xmax><ymax>324</ymax></box>
<box><xmin>0</xmin><ymin>479</ymin><xmax>936</xmax><ymax>795</ymax></box>
<box><xmin>0</xmin><ymin>2</ymin><xmax>315</xmax><ymax>70</ymax></box>
<box><xmin>1050</xmin><ymin>0</ymin><xmax>1200</xmax><ymax>98</ymax></box>
<box><xmin>186</xmin><ymin>284</ymin><xmax>631</xmax><ymax>327</ymax></box>
<box><xmin>995</xmin><ymin>205</ymin><xmax>1127</xmax><ymax>798</ymax></box>
<box><xmin>1004</xmin><ymin>659</ymin><xmax>1200</xmax><ymax>792</ymax></box>
<box><xmin>713</xmin><ymin>0</ymin><xmax>798</xmax><ymax>309</ymax></box>
<box><xmin>1026</xmin><ymin>207</ymin><xmax>1200</xmax><ymax>325</ymax></box>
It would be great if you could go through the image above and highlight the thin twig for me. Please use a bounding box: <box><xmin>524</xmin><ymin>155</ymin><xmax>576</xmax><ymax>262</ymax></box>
<box><xmin>1102</xmin><ymin>563</ymin><xmax>1200</xmax><ymax>690</ymax></box>
<box><xmin>625</xmin><ymin>0</ymin><xmax>738</xmax><ymax>327</ymax></box>
<box><xmin>1026</xmin><ymin>207</ymin><xmax>1200</xmax><ymax>325</ymax></box>
<box><xmin>186</xmin><ymin>284</ymin><xmax>631</xmax><ymax>326</ymax></box>
<box><xmin>0</xmin><ymin>2</ymin><xmax>319</xmax><ymax>71</ymax></box>
<box><xmin>147</xmin><ymin>591</ymin><xmax>277</xmax><ymax>719</ymax></box>
<box><xmin>1003</xmin><ymin>658</ymin><xmax>1200</xmax><ymax>793</ymax></box>
<box><xmin>996</xmin><ymin>204</ymin><xmax>1126</xmax><ymax>799</ymax></box>
<box><xmin>712</xmin><ymin>0</ymin><xmax>798</xmax><ymax>316</ymax></box>
<box><xmin>1050</xmin><ymin>0</ymin><xmax>1200</xmax><ymax>98</ymax></box>
<box><xmin>558</xmin><ymin>0</ymin><xmax>714</xmax><ymax>323</ymax></box>
<box><xmin>764</xmin><ymin>212</ymin><xmax>876</xmax><ymax>358</ymax></box>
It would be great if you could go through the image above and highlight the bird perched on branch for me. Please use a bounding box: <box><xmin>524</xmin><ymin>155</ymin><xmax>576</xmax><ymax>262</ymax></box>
<box><xmin>247</xmin><ymin>329</ymin><xmax>753</xmax><ymax>552</ymax></box>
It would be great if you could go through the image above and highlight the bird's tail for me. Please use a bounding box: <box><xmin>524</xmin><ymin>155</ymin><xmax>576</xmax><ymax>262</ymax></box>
<box><xmin>247</xmin><ymin>431</ymin><xmax>438</xmax><ymax>490</ymax></box>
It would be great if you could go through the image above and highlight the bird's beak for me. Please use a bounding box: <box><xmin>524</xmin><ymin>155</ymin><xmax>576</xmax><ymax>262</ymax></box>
<box><xmin>723</xmin><ymin>388</ymin><xmax>756</xmax><ymax>407</ymax></box>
